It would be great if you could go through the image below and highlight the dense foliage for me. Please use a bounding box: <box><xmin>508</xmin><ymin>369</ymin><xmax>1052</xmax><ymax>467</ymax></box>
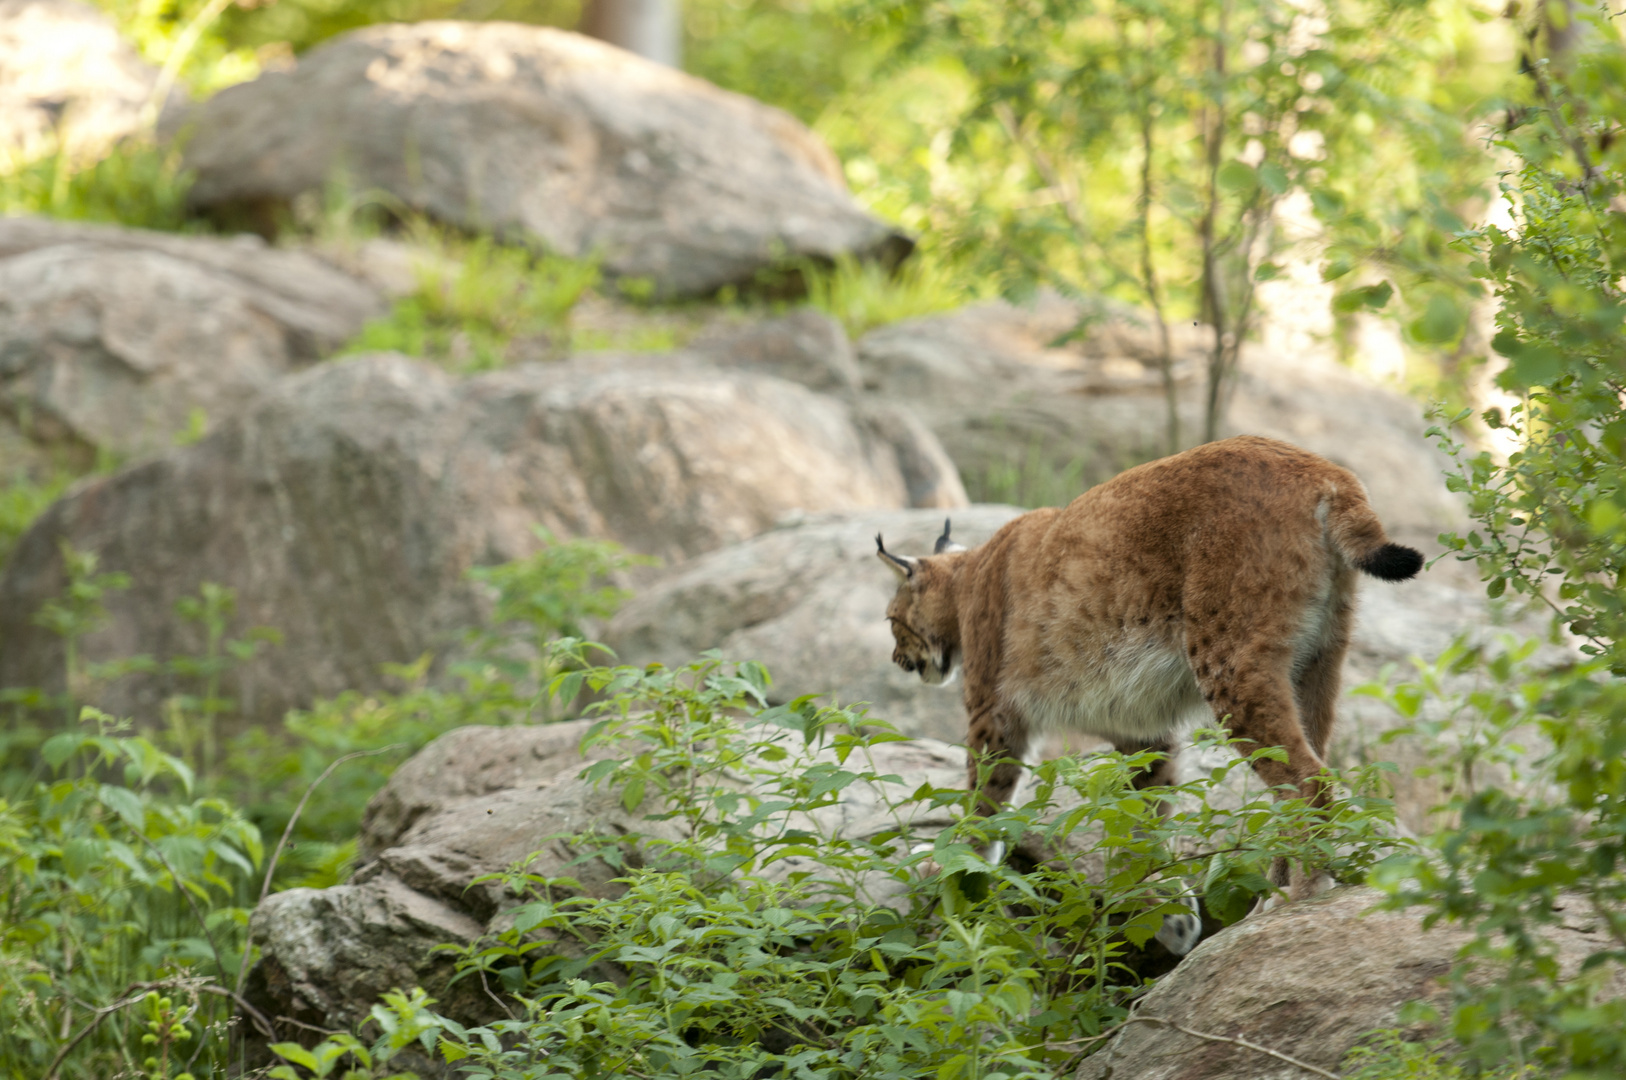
<box><xmin>0</xmin><ymin>532</ymin><xmax>645</xmax><ymax>1079</ymax></box>
<box><xmin>1353</xmin><ymin>8</ymin><xmax>1626</xmax><ymax>1077</ymax></box>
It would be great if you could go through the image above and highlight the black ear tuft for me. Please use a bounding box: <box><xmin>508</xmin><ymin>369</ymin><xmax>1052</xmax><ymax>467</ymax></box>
<box><xmin>934</xmin><ymin>518</ymin><xmax>953</xmax><ymax>554</ymax></box>
<box><xmin>876</xmin><ymin>532</ymin><xmax>917</xmax><ymax>578</ymax></box>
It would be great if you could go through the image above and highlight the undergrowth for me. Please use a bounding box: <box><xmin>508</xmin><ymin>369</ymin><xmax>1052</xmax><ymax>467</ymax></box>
<box><xmin>0</xmin><ymin>529</ymin><xmax>643</xmax><ymax>1080</ymax></box>
<box><xmin>270</xmin><ymin>645</ymin><xmax>1406</xmax><ymax>1080</ymax></box>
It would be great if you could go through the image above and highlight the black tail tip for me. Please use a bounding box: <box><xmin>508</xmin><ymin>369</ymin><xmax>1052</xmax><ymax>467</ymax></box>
<box><xmin>1360</xmin><ymin>543</ymin><xmax>1424</xmax><ymax>582</ymax></box>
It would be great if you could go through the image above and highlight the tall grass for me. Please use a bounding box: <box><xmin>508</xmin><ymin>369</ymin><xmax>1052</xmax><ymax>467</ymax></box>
<box><xmin>0</xmin><ymin>141</ymin><xmax>194</xmax><ymax>231</ymax></box>
<box><xmin>343</xmin><ymin>228</ymin><xmax>599</xmax><ymax>372</ymax></box>
<box><xmin>802</xmin><ymin>253</ymin><xmax>972</xmax><ymax>338</ymax></box>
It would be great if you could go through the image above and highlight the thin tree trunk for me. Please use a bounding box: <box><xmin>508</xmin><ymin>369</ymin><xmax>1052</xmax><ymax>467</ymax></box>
<box><xmin>1199</xmin><ymin>0</ymin><xmax>1230</xmax><ymax>444</ymax></box>
<box><xmin>1137</xmin><ymin>108</ymin><xmax>1179</xmax><ymax>456</ymax></box>
<box><xmin>580</xmin><ymin>0</ymin><xmax>682</xmax><ymax>67</ymax></box>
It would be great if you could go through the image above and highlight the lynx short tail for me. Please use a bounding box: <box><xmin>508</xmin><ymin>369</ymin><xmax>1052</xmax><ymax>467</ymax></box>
<box><xmin>1327</xmin><ymin>486</ymin><xmax>1423</xmax><ymax>582</ymax></box>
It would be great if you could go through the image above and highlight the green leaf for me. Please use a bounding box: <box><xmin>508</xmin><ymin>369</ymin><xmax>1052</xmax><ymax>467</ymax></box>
<box><xmin>1218</xmin><ymin>160</ymin><xmax>1258</xmax><ymax>193</ymax></box>
<box><xmin>1321</xmin><ymin>256</ymin><xmax>1354</xmax><ymax>281</ymax></box>
<box><xmin>1258</xmin><ymin>161</ymin><xmax>1289</xmax><ymax>194</ymax></box>
<box><xmin>1333</xmin><ymin>281</ymin><xmax>1393</xmax><ymax>313</ymax></box>
<box><xmin>1410</xmin><ymin>293</ymin><xmax>1464</xmax><ymax>344</ymax></box>
<box><xmin>98</xmin><ymin>784</ymin><xmax>145</xmax><ymax>830</ymax></box>
<box><xmin>41</xmin><ymin>733</ymin><xmax>81</xmax><ymax>770</ymax></box>
<box><xmin>269</xmin><ymin>1043</ymin><xmax>321</xmax><ymax>1073</ymax></box>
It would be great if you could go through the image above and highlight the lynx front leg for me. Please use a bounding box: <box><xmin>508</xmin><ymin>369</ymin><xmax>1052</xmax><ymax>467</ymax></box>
<box><xmin>966</xmin><ymin>703</ymin><xmax>1030</xmax><ymax>818</ymax></box>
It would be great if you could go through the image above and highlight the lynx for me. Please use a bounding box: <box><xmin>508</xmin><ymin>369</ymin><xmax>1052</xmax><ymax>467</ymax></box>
<box><xmin>878</xmin><ymin>435</ymin><xmax>1422</xmax><ymax>909</ymax></box>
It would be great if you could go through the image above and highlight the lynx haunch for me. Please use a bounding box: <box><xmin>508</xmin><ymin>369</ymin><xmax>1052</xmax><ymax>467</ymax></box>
<box><xmin>877</xmin><ymin>436</ymin><xmax>1422</xmax><ymax>898</ymax></box>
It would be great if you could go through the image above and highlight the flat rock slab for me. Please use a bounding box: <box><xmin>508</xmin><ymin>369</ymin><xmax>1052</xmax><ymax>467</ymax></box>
<box><xmin>0</xmin><ymin>216</ymin><xmax>384</xmax><ymax>463</ymax></box>
<box><xmin>177</xmin><ymin>22</ymin><xmax>909</xmax><ymax>297</ymax></box>
<box><xmin>0</xmin><ymin>351</ymin><xmax>959</xmax><ymax>728</ymax></box>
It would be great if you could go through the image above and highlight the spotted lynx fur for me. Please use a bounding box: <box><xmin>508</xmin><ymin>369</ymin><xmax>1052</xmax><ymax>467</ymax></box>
<box><xmin>878</xmin><ymin>435</ymin><xmax>1422</xmax><ymax>918</ymax></box>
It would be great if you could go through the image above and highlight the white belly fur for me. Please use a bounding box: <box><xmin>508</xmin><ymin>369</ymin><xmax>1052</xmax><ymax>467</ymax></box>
<box><xmin>1007</xmin><ymin>637</ymin><xmax>1209</xmax><ymax>744</ymax></box>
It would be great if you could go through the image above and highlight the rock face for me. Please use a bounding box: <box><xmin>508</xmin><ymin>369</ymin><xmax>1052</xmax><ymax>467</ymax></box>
<box><xmin>1075</xmin><ymin>886</ymin><xmax>1626</xmax><ymax>1080</ymax></box>
<box><xmin>177</xmin><ymin>22</ymin><xmax>909</xmax><ymax>298</ymax></box>
<box><xmin>0</xmin><ymin>217</ymin><xmax>384</xmax><ymax>465</ymax></box>
<box><xmin>856</xmin><ymin>293</ymin><xmax>1462</xmax><ymax>548</ymax></box>
<box><xmin>0</xmin><ymin>0</ymin><xmax>158</xmax><ymax>161</ymax></box>
<box><xmin>0</xmin><ymin>351</ymin><xmax>963</xmax><ymax>727</ymax></box>
<box><xmin>692</xmin><ymin>309</ymin><xmax>861</xmax><ymax>395</ymax></box>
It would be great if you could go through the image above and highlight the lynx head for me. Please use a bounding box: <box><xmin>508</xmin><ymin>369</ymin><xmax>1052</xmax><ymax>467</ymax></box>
<box><xmin>877</xmin><ymin>519</ymin><xmax>967</xmax><ymax>686</ymax></box>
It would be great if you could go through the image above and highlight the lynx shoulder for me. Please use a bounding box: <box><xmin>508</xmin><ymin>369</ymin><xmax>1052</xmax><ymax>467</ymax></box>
<box><xmin>877</xmin><ymin>435</ymin><xmax>1422</xmax><ymax>901</ymax></box>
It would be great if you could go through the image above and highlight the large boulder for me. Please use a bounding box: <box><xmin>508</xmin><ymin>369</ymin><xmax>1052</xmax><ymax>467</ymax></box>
<box><xmin>0</xmin><ymin>0</ymin><xmax>158</xmax><ymax>161</ymax></box>
<box><xmin>0</xmin><ymin>217</ymin><xmax>385</xmax><ymax>465</ymax></box>
<box><xmin>0</xmin><ymin>351</ymin><xmax>963</xmax><ymax>727</ymax></box>
<box><xmin>176</xmin><ymin>22</ymin><xmax>910</xmax><ymax>298</ymax></box>
<box><xmin>1075</xmin><ymin>886</ymin><xmax>1626</xmax><ymax>1080</ymax></box>
<box><xmin>856</xmin><ymin>293</ymin><xmax>1463</xmax><ymax>548</ymax></box>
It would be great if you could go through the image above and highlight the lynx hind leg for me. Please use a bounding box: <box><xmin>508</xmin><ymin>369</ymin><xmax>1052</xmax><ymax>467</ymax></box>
<box><xmin>1189</xmin><ymin>614</ymin><xmax>1336</xmax><ymax>908</ymax></box>
<box><xmin>1189</xmin><ymin>634</ymin><xmax>1328</xmax><ymax>804</ymax></box>
<box><xmin>1292</xmin><ymin>574</ymin><xmax>1357</xmax><ymax>763</ymax></box>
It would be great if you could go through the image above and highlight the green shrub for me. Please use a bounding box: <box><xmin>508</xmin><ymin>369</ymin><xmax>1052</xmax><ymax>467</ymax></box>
<box><xmin>1356</xmin><ymin>13</ymin><xmax>1626</xmax><ymax>1075</ymax></box>
<box><xmin>0</xmin><ymin>470</ymin><xmax>74</xmax><ymax>573</ymax></box>
<box><xmin>0</xmin><ymin>709</ymin><xmax>261</xmax><ymax>1080</ymax></box>
<box><xmin>802</xmin><ymin>253</ymin><xmax>970</xmax><ymax>338</ymax></box>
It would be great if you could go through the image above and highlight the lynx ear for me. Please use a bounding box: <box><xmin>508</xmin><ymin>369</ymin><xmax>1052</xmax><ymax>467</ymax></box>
<box><xmin>934</xmin><ymin>518</ymin><xmax>966</xmax><ymax>554</ymax></box>
<box><xmin>876</xmin><ymin>533</ymin><xmax>917</xmax><ymax>580</ymax></box>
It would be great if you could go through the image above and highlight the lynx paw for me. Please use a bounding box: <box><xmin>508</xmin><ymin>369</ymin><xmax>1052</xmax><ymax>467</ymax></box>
<box><xmin>1154</xmin><ymin>893</ymin><xmax>1203</xmax><ymax>956</ymax></box>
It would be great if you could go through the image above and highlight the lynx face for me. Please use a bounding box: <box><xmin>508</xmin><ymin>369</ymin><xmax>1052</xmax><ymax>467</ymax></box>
<box><xmin>878</xmin><ymin>522</ymin><xmax>965</xmax><ymax>686</ymax></box>
<box><xmin>886</xmin><ymin>592</ymin><xmax>956</xmax><ymax>684</ymax></box>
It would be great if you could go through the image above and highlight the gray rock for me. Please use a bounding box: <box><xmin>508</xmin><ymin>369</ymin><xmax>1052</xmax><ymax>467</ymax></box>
<box><xmin>856</xmin><ymin>293</ymin><xmax>1463</xmax><ymax>549</ymax></box>
<box><xmin>177</xmin><ymin>23</ymin><xmax>909</xmax><ymax>298</ymax></box>
<box><xmin>0</xmin><ymin>217</ymin><xmax>384</xmax><ymax>463</ymax></box>
<box><xmin>360</xmin><ymin>718</ymin><xmax>597</xmax><ymax>861</ymax></box>
<box><xmin>0</xmin><ymin>0</ymin><xmax>158</xmax><ymax>161</ymax></box>
<box><xmin>692</xmin><ymin>309</ymin><xmax>861</xmax><ymax>394</ymax></box>
<box><xmin>1075</xmin><ymin>886</ymin><xmax>1625</xmax><ymax>1080</ymax></box>
<box><xmin>0</xmin><ymin>352</ymin><xmax>961</xmax><ymax>728</ymax></box>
